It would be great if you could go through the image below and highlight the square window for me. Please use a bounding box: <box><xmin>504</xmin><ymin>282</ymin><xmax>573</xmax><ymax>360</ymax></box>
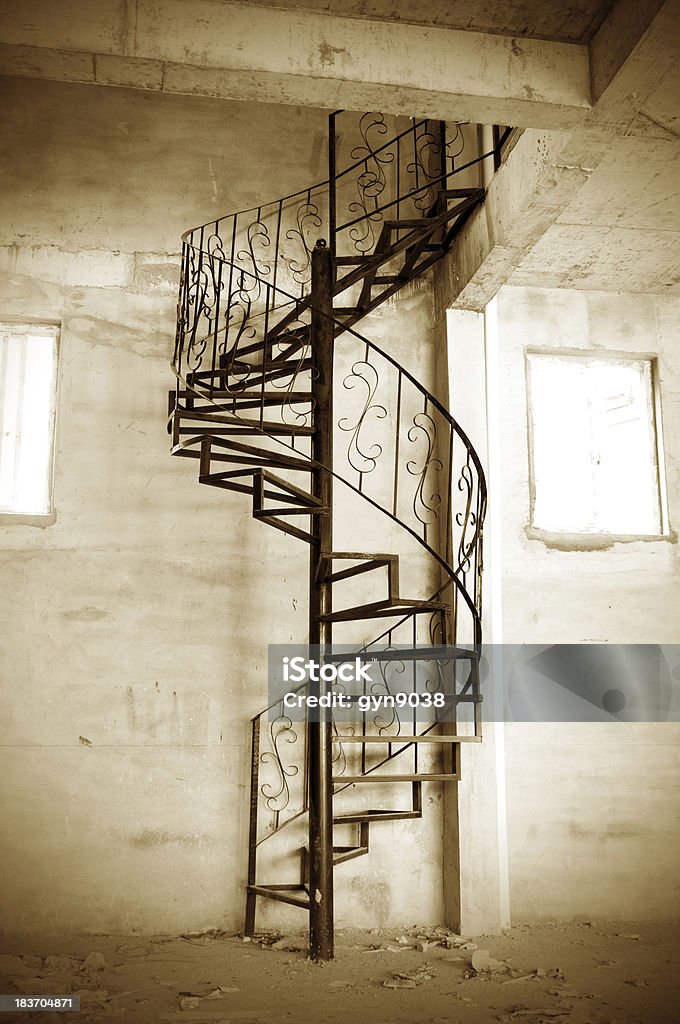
<box><xmin>0</xmin><ymin>323</ymin><xmax>60</xmax><ymax>516</ymax></box>
<box><xmin>526</xmin><ymin>351</ymin><xmax>666</xmax><ymax>536</ymax></box>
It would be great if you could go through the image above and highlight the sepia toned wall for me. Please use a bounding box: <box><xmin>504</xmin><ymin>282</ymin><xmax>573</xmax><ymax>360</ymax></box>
<box><xmin>2</xmin><ymin>70</ymin><xmax>678</xmax><ymax>939</ymax></box>
<box><xmin>494</xmin><ymin>285</ymin><xmax>680</xmax><ymax>921</ymax></box>
<box><xmin>0</xmin><ymin>75</ymin><xmax>445</xmax><ymax>935</ymax></box>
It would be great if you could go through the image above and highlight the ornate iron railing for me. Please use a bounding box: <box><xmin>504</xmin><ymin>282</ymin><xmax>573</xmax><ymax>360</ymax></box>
<box><xmin>170</xmin><ymin>110</ymin><xmax>503</xmax><ymax>855</ymax></box>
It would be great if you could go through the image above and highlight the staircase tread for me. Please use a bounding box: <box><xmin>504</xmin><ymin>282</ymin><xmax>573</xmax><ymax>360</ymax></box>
<box><xmin>324</xmin><ymin>644</ymin><xmax>478</xmax><ymax>663</ymax></box>
<box><xmin>253</xmin><ymin>505</ymin><xmax>329</xmax><ymax>517</ymax></box>
<box><xmin>333</xmin><ymin>773</ymin><xmax>459</xmax><ymax>782</ymax></box>
<box><xmin>332</xmin><ymin>734</ymin><xmax>480</xmax><ymax>743</ymax></box>
<box><xmin>325</xmin><ymin>551</ymin><xmax>398</xmax><ymax>561</ymax></box>
<box><xmin>246</xmin><ymin>884</ymin><xmax>310</xmax><ymax>910</ymax></box>
<box><xmin>319</xmin><ymin>598</ymin><xmax>448</xmax><ymax>622</ymax></box>
<box><xmin>333</xmin><ymin>810</ymin><xmax>420</xmax><ymax>823</ymax></box>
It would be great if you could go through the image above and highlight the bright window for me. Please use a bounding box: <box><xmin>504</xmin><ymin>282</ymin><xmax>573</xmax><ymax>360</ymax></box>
<box><xmin>527</xmin><ymin>352</ymin><xmax>665</xmax><ymax>536</ymax></box>
<box><xmin>0</xmin><ymin>324</ymin><xmax>59</xmax><ymax>516</ymax></box>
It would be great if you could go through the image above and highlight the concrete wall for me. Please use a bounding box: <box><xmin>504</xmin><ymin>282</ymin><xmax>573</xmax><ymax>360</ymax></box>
<box><xmin>494</xmin><ymin>285</ymin><xmax>680</xmax><ymax>920</ymax></box>
<box><xmin>0</xmin><ymin>76</ymin><xmax>444</xmax><ymax>935</ymax></box>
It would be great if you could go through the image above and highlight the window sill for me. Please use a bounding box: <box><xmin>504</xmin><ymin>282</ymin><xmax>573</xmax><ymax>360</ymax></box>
<box><xmin>0</xmin><ymin>512</ymin><xmax>57</xmax><ymax>528</ymax></box>
<box><xmin>526</xmin><ymin>525</ymin><xmax>676</xmax><ymax>551</ymax></box>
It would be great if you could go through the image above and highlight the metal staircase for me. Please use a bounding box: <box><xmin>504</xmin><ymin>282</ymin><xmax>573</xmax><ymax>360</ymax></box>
<box><xmin>169</xmin><ymin>111</ymin><xmax>503</xmax><ymax>959</ymax></box>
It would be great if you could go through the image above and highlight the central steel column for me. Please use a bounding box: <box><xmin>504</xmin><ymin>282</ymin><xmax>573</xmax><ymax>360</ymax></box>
<box><xmin>308</xmin><ymin>239</ymin><xmax>334</xmax><ymax>961</ymax></box>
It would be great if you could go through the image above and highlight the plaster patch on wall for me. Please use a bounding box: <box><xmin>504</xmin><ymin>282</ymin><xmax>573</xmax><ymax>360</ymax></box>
<box><xmin>348</xmin><ymin>874</ymin><xmax>392</xmax><ymax>925</ymax></box>
<box><xmin>568</xmin><ymin>821</ymin><xmax>646</xmax><ymax>841</ymax></box>
<box><xmin>130</xmin><ymin>829</ymin><xmax>210</xmax><ymax>849</ymax></box>
<box><xmin>62</xmin><ymin>605</ymin><xmax>110</xmax><ymax>621</ymax></box>
<box><xmin>316</xmin><ymin>40</ymin><xmax>349</xmax><ymax>68</ymax></box>
<box><xmin>525</xmin><ymin>525</ymin><xmax>677</xmax><ymax>551</ymax></box>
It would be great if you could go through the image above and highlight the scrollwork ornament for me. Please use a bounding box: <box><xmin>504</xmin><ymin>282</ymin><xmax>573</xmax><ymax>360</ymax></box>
<box><xmin>371</xmin><ymin>655</ymin><xmax>405</xmax><ymax>736</ymax></box>
<box><xmin>456</xmin><ymin>461</ymin><xmax>477</xmax><ymax>575</ymax></box>
<box><xmin>282</xmin><ymin>198</ymin><xmax>322</xmax><ymax>287</ymax></box>
<box><xmin>406</xmin><ymin>412</ymin><xmax>443</xmax><ymax>526</ymax></box>
<box><xmin>260</xmin><ymin>712</ymin><xmax>299</xmax><ymax>816</ymax></box>
<box><xmin>338</xmin><ymin>361</ymin><xmax>387</xmax><ymax>475</ymax></box>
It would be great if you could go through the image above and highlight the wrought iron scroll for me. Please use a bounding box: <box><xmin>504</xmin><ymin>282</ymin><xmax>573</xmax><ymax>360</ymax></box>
<box><xmin>338</xmin><ymin>360</ymin><xmax>387</xmax><ymax>478</ymax></box>
<box><xmin>257</xmin><ymin>705</ymin><xmax>306</xmax><ymax>839</ymax></box>
<box><xmin>407</xmin><ymin>411</ymin><xmax>444</xmax><ymax>530</ymax></box>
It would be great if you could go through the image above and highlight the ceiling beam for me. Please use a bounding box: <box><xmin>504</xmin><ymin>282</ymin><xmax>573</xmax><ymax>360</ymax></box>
<box><xmin>438</xmin><ymin>0</ymin><xmax>680</xmax><ymax>310</ymax></box>
<box><xmin>0</xmin><ymin>0</ymin><xmax>591</xmax><ymax>129</ymax></box>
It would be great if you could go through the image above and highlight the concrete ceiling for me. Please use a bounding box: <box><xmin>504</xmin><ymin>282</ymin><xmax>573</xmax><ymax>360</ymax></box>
<box><xmin>0</xmin><ymin>0</ymin><xmax>677</xmax><ymax>298</ymax></box>
<box><xmin>242</xmin><ymin>0</ymin><xmax>617</xmax><ymax>43</ymax></box>
<box><xmin>508</xmin><ymin>136</ymin><xmax>680</xmax><ymax>293</ymax></box>
<box><xmin>440</xmin><ymin>0</ymin><xmax>680</xmax><ymax>303</ymax></box>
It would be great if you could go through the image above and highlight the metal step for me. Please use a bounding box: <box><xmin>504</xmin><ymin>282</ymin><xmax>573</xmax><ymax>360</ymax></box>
<box><xmin>318</xmin><ymin>551</ymin><xmax>398</xmax><ymax>587</ymax></box>
<box><xmin>324</xmin><ymin>644</ymin><xmax>478</xmax><ymax>663</ymax></box>
<box><xmin>304</xmin><ymin>821</ymin><xmax>370</xmax><ymax>867</ymax></box>
<box><xmin>332</xmin><ymin>844</ymin><xmax>369</xmax><ymax>866</ymax></box>
<box><xmin>246</xmin><ymin>884</ymin><xmax>310</xmax><ymax>910</ymax></box>
<box><xmin>174</xmin><ymin>389</ymin><xmax>312</xmax><ymax>403</ymax></box>
<box><xmin>172</xmin><ymin>435</ymin><xmax>313</xmax><ymax>473</ymax></box>
<box><xmin>319</xmin><ymin>598</ymin><xmax>447</xmax><ymax>623</ymax></box>
<box><xmin>332</xmin><ymin>809</ymin><xmax>421</xmax><ymax>824</ymax></box>
<box><xmin>333</xmin><ymin>734</ymin><xmax>480</xmax><ymax>743</ymax></box>
<box><xmin>333</xmin><ymin>773</ymin><xmax>459</xmax><ymax>783</ymax></box>
<box><xmin>177</xmin><ymin>411</ymin><xmax>314</xmax><ymax>436</ymax></box>
<box><xmin>199</xmin><ymin>467</ymin><xmax>321</xmax><ymax>508</ymax></box>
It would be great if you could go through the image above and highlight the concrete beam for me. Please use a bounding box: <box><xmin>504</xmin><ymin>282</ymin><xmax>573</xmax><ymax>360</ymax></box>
<box><xmin>436</xmin><ymin>0</ymin><xmax>680</xmax><ymax>310</ymax></box>
<box><xmin>0</xmin><ymin>0</ymin><xmax>591</xmax><ymax>128</ymax></box>
<box><xmin>434</xmin><ymin>128</ymin><xmax>597</xmax><ymax>313</ymax></box>
<box><xmin>589</xmin><ymin>0</ymin><xmax>680</xmax><ymax>137</ymax></box>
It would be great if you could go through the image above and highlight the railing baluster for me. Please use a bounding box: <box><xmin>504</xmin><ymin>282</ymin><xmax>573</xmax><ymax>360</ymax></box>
<box><xmin>329</xmin><ymin>112</ymin><xmax>338</xmax><ymax>268</ymax></box>
<box><xmin>245</xmin><ymin>714</ymin><xmax>261</xmax><ymax>936</ymax></box>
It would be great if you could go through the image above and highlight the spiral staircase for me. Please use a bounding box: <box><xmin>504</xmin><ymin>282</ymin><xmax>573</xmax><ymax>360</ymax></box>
<box><xmin>169</xmin><ymin>111</ymin><xmax>502</xmax><ymax>959</ymax></box>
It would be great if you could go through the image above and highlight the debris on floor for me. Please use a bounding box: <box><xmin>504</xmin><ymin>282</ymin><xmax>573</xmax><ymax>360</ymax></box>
<box><xmin>383</xmin><ymin>964</ymin><xmax>435</xmax><ymax>988</ymax></box>
<box><xmin>496</xmin><ymin>1010</ymin><xmax>570</xmax><ymax>1023</ymax></box>
<box><xmin>471</xmin><ymin>949</ymin><xmax>511</xmax><ymax>973</ymax></box>
<box><xmin>82</xmin><ymin>952</ymin><xmax>107</xmax><ymax>970</ymax></box>
<box><xmin>270</xmin><ymin>936</ymin><xmax>307</xmax><ymax>952</ymax></box>
<box><xmin>0</xmin><ymin>920</ymin><xmax>675</xmax><ymax>1024</ymax></box>
<box><xmin>238</xmin><ymin>932</ymin><xmax>283</xmax><ymax>947</ymax></box>
<box><xmin>179</xmin><ymin>929</ymin><xmax>229</xmax><ymax>944</ymax></box>
<box><xmin>383</xmin><ymin>976</ymin><xmax>416</xmax><ymax>989</ymax></box>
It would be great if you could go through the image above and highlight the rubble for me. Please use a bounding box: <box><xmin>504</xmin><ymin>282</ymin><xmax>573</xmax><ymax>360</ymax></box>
<box><xmin>179</xmin><ymin>996</ymin><xmax>202</xmax><ymax>1010</ymax></box>
<box><xmin>116</xmin><ymin>942</ymin><xmax>151</xmax><ymax>957</ymax></box>
<box><xmin>237</xmin><ymin>932</ymin><xmax>282</xmax><ymax>948</ymax></box>
<box><xmin>497</xmin><ymin>1010</ymin><xmax>569</xmax><ymax>1023</ymax></box>
<box><xmin>471</xmin><ymin>949</ymin><xmax>511</xmax><ymax>974</ymax></box>
<box><xmin>502</xmin><ymin>967</ymin><xmax>564</xmax><ymax>984</ymax></box>
<box><xmin>82</xmin><ymin>952</ymin><xmax>106</xmax><ymax>970</ymax></box>
<box><xmin>159</xmin><ymin>1012</ymin><xmax>271</xmax><ymax>1021</ymax></box>
<box><xmin>179</xmin><ymin>929</ymin><xmax>228</xmax><ymax>944</ymax></box>
<box><xmin>0</xmin><ymin>954</ymin><xmax>39</xmax><ymax>976</ymax></box>
<box><xmin>383</xmin><ymin>977</ymin><xmax>416</xmax><ymax>989</ymax></box>
<box><xmin>271</xmin><ymin>936</ymin><xmax>307</xmax><ymax>952</ymax></box>
<box><xmin>383</xmin><ymin>964</ymin><xmax>434</xmax><ymax>988</ymax></box>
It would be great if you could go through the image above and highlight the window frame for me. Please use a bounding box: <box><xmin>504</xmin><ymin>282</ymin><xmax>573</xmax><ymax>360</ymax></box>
<box><xmin>525</xmin><ymin>347</ymin><xmax>670</xmax><ymax>544</ymax></box>
<box><xmin>0</xmin><ymin>320</ymin><xmax>61</xmax><ymax>526</ymax></box>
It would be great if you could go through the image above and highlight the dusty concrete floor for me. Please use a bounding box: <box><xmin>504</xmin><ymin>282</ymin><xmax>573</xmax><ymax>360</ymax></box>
<box><xmin>0</xmin><ymin>921</ymin><xmax>678</xmax><ymax>1024</ymax></box>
